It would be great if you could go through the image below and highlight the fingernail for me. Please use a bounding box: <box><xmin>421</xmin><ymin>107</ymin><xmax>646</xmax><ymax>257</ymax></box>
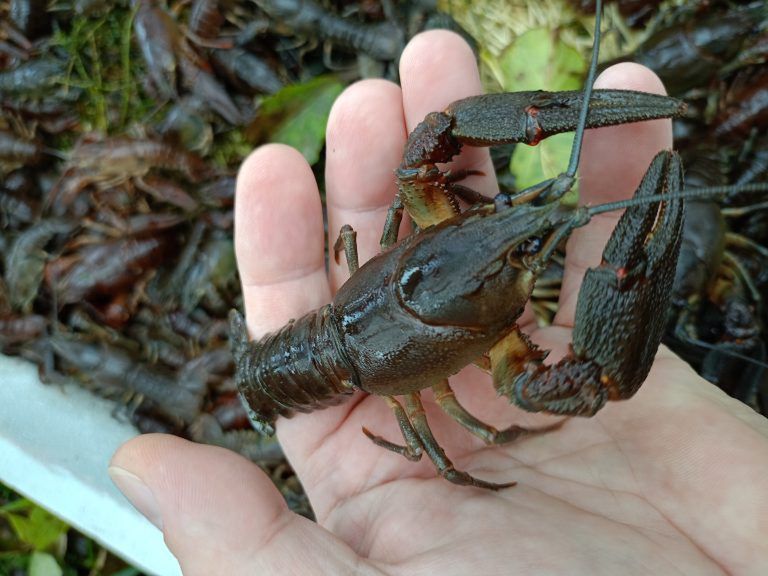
<box><xmin>108</xmin><ymin>466</ymin><xmax>164</xmax><ymax>529</ymax></box>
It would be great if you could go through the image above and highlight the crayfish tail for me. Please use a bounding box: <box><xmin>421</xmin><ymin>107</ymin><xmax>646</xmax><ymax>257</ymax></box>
<box><xmin>229</xmin><ymin>309</ymin><xmax>279</xmax><ymax>435</ymax></box>
<box><xmin>230</xmin><ymin>306</ymin><xmax>356</xmax><ymax>436</ymax></box>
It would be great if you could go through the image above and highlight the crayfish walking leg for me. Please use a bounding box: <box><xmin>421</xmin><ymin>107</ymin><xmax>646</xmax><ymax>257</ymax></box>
<box><xmin>431</xmin><ymin>378</ymin><xmax>564</xmax><ymax>445</ymax></box>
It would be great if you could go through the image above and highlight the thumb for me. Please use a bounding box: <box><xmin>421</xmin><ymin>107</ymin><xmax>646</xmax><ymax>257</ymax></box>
<box><xmin>109</xmin><ymin>434</ymin><xmax>373</xmax><ymax>575</ymax></box>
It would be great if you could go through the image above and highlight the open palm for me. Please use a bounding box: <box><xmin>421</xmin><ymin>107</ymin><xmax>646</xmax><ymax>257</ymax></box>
<box><xmin>112</xmin><ymin>31</ymin><xmax>768</xmax><ymax>576</ymax></box>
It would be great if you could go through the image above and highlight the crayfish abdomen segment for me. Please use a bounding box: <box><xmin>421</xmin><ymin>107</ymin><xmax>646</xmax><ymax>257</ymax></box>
<box><xmin>230</xmin><ymin>308</ymin><xmax>355</xmax><ymax>435</ymax></box>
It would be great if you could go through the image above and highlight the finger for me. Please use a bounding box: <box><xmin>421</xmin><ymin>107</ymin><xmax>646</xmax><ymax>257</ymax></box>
<box><xmin>110</xmin><ymin>435</ymin><xmax>373</xmax><ymax>575</ymax></box>
<box><xmin>235</xmin><ymin>144</ymin><xmax>331</xmax><ymax>337</ymax></box>
<box><xmin>555</xmin><ymin>63</ymin><xmax>673</xmax><ymax>327</ymax></box>
<box><xmin>236</xmin><ymin>145</ymin><xmax>357</xmax><ymax>477</ymax></box>
<box><xmin>326</xmin><ymin>79</ymin><xmax>407</xmax><ymax>291</ymax></box>
<box><xmin>400</xmin><ymin>30</ymin><xmax>498</xmax><ymax>199</ymax></box>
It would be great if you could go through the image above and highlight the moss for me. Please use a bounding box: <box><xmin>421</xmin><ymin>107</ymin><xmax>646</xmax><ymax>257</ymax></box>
<box><xmin>50</xmin><ymin>2</ymin><xmax>157</xmax><ymax>134</ymax></box>
<box><xmin>210</xmin><ymin>128</ymin><xmax>253</xmax><ymax>169</ymax></box>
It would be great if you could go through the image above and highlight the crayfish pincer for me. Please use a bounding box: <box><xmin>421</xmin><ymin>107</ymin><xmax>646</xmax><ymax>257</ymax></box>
<box><xmin>388</xmin><ymin>89</ymin><xmax>686</xmax><ymax>237</ymax></box>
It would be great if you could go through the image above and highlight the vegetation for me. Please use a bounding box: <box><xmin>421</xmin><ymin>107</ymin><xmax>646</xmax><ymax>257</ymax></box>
<box><xmin>0</xmin><ymin>483</ymin><xmax>141</xmax><ymax>576</ymax></box>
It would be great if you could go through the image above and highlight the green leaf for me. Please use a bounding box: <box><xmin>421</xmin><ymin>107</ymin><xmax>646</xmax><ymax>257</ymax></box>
<box><xmin>510</xmin><ymin>131</ymin><xmax>577</xmax><ymax>193</ymax></box>
<box><xmin>28</xmin><ymin>552</ymin><xmax>63</xmax><ymax>576</ymax></box>
<box><xmin>0</xmin><ymin>496</ymin><xmax>34</xmax><ymax>514</ymax></box>
<box><xmin>259</xmin><ymin>76</ymin><xmax>344</xmax><ymax>165</ymax></box>
<box><xmin>0</xmin><ymin>554</ymin><xmax>29</xmax><ymax>576</ymax></box>
<box><xmin>495</xmin><ymin>27</ymin><xmax>585</xmax><ymax>92</ymax></box>
<box><xmin>7</xmin><ymin>506</ymin><xmax>69</xmax><ymax>551</ymax></box>
<box><xmin>501</xmin><ymin>29</ymin><xmax>585</xmax><ymax>193</ymax></box>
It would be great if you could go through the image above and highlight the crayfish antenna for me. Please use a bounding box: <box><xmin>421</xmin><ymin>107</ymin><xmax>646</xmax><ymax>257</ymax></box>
<box><xmin>497</xmin><ymin>0</ymin><xmax>603</xmax><ymax>211</ymax></box>
<box><xmin>586</xmin><ymin>182</ymin><xmax>768</xmax><ymax>218</ymax></box>
<box><xmin>565</xmin><ymin>0</ymin><xmax>603</xmax><ymax>179</ymax></box>
<box><xmin>672</xmin><ymin>334</ymin><xmax>768</xmax><ymax>371</ymax></box>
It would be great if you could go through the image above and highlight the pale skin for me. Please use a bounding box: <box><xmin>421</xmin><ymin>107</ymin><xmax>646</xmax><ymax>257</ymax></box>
<box><xmin>110</xmin><ymin>31</ymin><xmax>768</xmax><ymax>575</ymax></box>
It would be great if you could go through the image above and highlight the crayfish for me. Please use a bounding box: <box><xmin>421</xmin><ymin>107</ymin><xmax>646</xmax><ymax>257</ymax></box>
<box><xmin>231</xmin><ymin>0</ymin><xmax>699</xmax><ymax>489</ymax></box>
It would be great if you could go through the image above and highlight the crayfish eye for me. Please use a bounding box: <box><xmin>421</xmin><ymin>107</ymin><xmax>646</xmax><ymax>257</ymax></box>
<box><xmin>514</xmin><ymin>237</ymin><xmax>542</xmax><ymax>257</ymax></box>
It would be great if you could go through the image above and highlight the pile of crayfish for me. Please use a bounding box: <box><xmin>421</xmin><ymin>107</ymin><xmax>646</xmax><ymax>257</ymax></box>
<box><xmin>1</xmin><ymin>0</ymin><xmax>413</xmax><ymax>516</ymax></box>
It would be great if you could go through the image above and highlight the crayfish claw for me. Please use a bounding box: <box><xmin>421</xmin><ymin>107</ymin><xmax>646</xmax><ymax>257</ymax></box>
<box><xmin>499</xmin><ymin>151</ymin><xmax>685</xmax><ymax>416</ymax></box>
<box><xmin>571</xmin><ymin>151</ymin><xmax>685</xmax><ymax>400</ymax></box>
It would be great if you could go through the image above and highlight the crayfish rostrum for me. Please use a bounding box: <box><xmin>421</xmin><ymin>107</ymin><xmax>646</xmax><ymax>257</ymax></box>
<box><xmin>231</xmin><ymin>0</ymin><xmax>691</xmax><ymax>489</ymax></box>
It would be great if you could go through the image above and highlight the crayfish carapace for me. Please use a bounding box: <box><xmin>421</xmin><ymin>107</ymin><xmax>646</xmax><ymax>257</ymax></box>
<box><xmin>231</xmin><ymin>0</ymin><xmax>692</xmax><ymax>489</ymax></box>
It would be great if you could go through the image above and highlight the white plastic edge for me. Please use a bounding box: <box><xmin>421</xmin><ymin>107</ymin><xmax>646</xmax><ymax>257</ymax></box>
<box><xmin>0</xmin><ymin>354</ymin><xmax>181</xmax><ymax>576</ymax></box>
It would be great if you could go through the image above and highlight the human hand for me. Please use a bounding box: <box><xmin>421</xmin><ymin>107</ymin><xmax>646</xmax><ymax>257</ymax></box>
<box><xmin>111</xmin><ymin>31</ymin><xmax>768</xmax><ymax>575</ymax></box>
